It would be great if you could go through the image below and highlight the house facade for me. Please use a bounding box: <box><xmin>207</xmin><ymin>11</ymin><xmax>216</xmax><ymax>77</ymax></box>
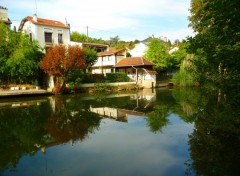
<box><xmin>114</xmin><ymin>57</ymin><xmax>157</xmax><ymax>88</ymax></box>
<box><xmin>91</xmin><ymin>49</ymin><xmax>126</xmax><ymax>75</ymax></box>
<box><xmin>0</xmin><ymin>6</ymin><xmax>11</xmax><ymax>27</ymax></box>
<box><xmin>18</xmin><ymin>14</ymin><xmax>70</xmax><ymax>49</ymax></box>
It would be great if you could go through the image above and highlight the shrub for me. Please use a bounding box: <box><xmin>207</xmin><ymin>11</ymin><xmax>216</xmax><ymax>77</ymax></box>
<box><xmin>105</xmin><ymin>72</ymin><xmax>129</xmax><ymax>82</ymax></box>
<box><xmin>172</xmin><ymin>69</ymin><xmax>194</xmax><ymax>87</ymax></box>
<box><xmin>89</xmin><ymin>74</ymin><xmax>105</xmax><ymax>83</ymax></box>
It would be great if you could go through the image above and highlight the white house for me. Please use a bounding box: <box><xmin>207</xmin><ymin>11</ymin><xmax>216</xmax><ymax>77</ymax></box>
<box><xmin>91</xmin><ymin>49</ymin><xmax>126</xmax><ymax>75</ymax></box>
<box><xmin>128</xmin><ymin>37</ymin><xmax>152</xmax><ymax>57</ymax></box>
<box><xmin>18</xmin><ymin>14</ymin><xmax>70</xmax><ymax>49</ymax></box>
<box><xmin>18</xmin><ymin>14</ymin><xmax>71</xmax><ymax>90</ymax></box>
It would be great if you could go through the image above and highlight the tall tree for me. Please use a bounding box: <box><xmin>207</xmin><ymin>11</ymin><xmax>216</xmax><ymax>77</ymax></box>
<box><xmin>188</xmin><ymin>0</ymin><xmax>240</xmax><ymax>89</ymax></box>
<box><xmin>41</xmin><ymin>45</ymin><xmax>85</xmax><ymax>90</ymax></box>
<box><xmin>144</xmin><ymin>38</ymin><xmax>171</xmax><ymax>72</ymax></box>
<box><xmin>0</xmin><ymin>23</ymin><xmax>43</xmax><ymax>84</ymax></box>
<box><xmin>83</xmin><ymin>47</ymin><xmax>97</xmax><ymax>68</ymax></box>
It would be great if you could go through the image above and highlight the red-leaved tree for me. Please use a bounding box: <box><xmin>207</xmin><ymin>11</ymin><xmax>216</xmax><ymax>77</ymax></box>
<box><xmin>41</xmin><ymin>45</ymin><xmax>85</xmax><ymax>91</ymax></box>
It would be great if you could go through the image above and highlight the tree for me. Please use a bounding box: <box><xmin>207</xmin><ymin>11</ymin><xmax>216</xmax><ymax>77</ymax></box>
<box><xmin>188</xmin><ymin>0</ymin><xmax>240</xmax><ymax>89</ymax></box>
<box><xmin>71</xmin><ymin>31</ymin><xmax>88</xmax><ymax>42</ymax></box>
<box><xmin>70</xmin><ymin>31</ymin><xmax>105</xmax><ymax>44</ymax></box>
<box><xmin>144</xmin><ymin>38</ymin><xmax>171</xmax><ymax>72</ymax></box>
<box><xmin>0</xmin><ymin>23</ymin><xmax>43</xmax><ymax>84</ymax></box>
<box><xmin>108</xmin><ymin>36</ymin><xmax>120</xmax><ymax>47</ymax></box>
<box><xmin>83</xmin><ymin>47</ymin><xmax>97</xmax><ymax>68</ymax></box>
<box><xmin>41</xmin><ymin>45</ymin><xmax>85</xmax><ymax>90</ymax></box>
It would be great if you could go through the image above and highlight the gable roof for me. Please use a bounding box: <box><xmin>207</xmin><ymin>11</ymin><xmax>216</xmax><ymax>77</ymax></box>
<box><xmin>18</xmin><ymin>16</ymin><xmax>69</xmax><ymax>31</ymax></box>
<box><xmin>97</xmin><ymin>49</ymin><xmax>125</xmax><ymax>56</ymax></box>
<box><xmin>114</xmin><ymin>57</ymin><xmax>155</xmax><ymax>67</ymax></box>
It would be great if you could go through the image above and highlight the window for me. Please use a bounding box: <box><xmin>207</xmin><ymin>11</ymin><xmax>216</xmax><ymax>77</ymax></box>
<box><xmin>58</xmin><ymin>33</ymin><xmax>63</xmax><ymax>44</ymax></box>
<box><xmin>44</xmin><ymin>32</ymin><xmax>52</xmax><ymax>43</ymax></box>
<box><xmin>108</xmin><ymin>56</ymin><xmax>112</xmax><ymax>61</ymax></box>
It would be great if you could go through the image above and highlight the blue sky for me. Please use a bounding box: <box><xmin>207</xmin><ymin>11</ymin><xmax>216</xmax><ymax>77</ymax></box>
<box><xmin>1</xmin><ymin>0</ymin><xmax>194</xmax><ymax>42</ymax></box>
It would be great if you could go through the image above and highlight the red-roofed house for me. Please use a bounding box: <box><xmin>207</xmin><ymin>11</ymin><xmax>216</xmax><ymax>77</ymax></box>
<box><xmin>114</xmin><ymin>57</ymin><xmax>157</xmax><ymax>88</ymax></box>
<box><xmin>18</xmin><ymin>14</ymin><xmax>71</xmax><ymax>90</ymax></box>
<box><xmin>90</xmin><ymin>49</ymin><xmax>126</xmax><ymax>75</ymax></box>
<box><xmin>18</xmin><ymin>14</ymin><xmax>70</xmax><ymax>49</ymax></box>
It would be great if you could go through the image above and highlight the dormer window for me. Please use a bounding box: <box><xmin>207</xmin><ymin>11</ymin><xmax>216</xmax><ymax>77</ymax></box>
<box><xmin>44</xmin><ymin>32</ymin><xmax>52</xmax><ymax>43</ymax></box>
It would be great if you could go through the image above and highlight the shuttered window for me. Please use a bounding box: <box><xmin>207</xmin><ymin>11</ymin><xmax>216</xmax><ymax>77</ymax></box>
<box><xmin>45</xmin><ymin>32</ymin><xmax>52</xmax><ymax>43</ymax></box>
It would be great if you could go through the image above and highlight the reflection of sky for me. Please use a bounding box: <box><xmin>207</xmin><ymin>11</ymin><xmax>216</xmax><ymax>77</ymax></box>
<box><xmin>4</xmin><ymin>114</ymin><xmax>194</xmax><ymax>176</ymax></box>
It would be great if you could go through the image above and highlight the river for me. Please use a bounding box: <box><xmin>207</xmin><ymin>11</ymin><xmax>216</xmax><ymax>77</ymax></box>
<box><xmin>0</xmin><ymin>88</ymin><xmax>239</xmax><ymax>176</ymax></box>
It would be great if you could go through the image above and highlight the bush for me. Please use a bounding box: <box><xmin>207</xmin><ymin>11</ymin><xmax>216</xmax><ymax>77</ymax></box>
<box><xmin>89</xmin><ymin>74</ymin><xmax>104</xmax><ymax>83</ymax></box>
<box><xmin>105</xmin><ymin>72</ymin><xmax>129</xmax><ymax>82</ymax></box>
<box><xmin>172</xmin><ymin>69</ymin><xmax>194</xmax><ymax>87</ymax></box>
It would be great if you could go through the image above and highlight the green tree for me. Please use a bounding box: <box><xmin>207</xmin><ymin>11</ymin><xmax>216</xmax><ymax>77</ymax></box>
<box><xmin>70</xmin><ymin>31</ymin><xmax>105</xmax><ymax>44</ymax></box>
<box><xmin>144</xmin><ymin>38</ymin><xmax>171</xmax><ymax>72</ymax></box>
<box><xmin>188</xmin><ymin>0</ymin><xmax>240</xmax><ymax>89</ymax></box>
<box><xmin>108</xmin><ymin>35</ymin><xmax>120</xmax><ymax>47</ymax></box>
<box><xmin>170</xmin><ymin>41</ymin><xmax>189</xmax><ymax>67</ymax></box>
<box><xmin>71</xmin><ymin>31</ymin><xmax>88</xmax><ymax>42</ymax></box>
<box><xmin>83</xmin><ymin>47</ymin><xmax>97</xmax><ymax>68</ymax></box>
<box><xmin>0</xmin><ymin>23</ymin><xmax>43</xmax><ymax>84</ymax></box>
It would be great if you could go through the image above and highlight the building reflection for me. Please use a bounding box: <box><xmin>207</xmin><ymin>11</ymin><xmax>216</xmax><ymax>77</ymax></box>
<box><xmin>90</xmin><ymin>89</ymin><xmax>156</xmax><ymax>122</ymax></box>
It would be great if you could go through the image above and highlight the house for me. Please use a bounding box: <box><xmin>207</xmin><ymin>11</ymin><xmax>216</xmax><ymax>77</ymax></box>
<box><xmin>91</xmin><ymin>49</ymin><xmax>126</xmax><ymax>75</ymax></box>
<box><xmin>114</xmin><ymin>57</ymin><xmax>157</xmax><ymax>88</ymax></box>
<box><xmin>18</xmin><ymin>14</ymin><xmax>71</xmax><ymax>90</ymax></box>
<box><xmin>128</xmin><ymin>37</ymin><xmax>152</xmax><ymax>57</ymax></box>
<box><xmin>169</xmin><ymin>46</ymin><xmax>179</xmax><ymax>54</ymax></box>
<box><xmin>0</xmin><ymin>6</ymin><xmax>12</xmax><ymax>27</ymax></box>
<box><xmin>18</xmin><ymin>14</ymin><xmax>70</xmax><ymax>49</ymax></box>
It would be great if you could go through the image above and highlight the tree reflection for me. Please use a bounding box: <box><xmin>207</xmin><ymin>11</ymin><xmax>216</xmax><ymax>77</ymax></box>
<box><xmin>188</xmin><ymin>94</ymin><xmax>240</xmax><ymax>176</ymax></box>
<box><xmin>171</xmin><ymin>88</ymin><xmax>207</xmax><ymax>123</ymax></box>
<box><xmin>0</xmin><ymin>103</ymin><xmax>50</xmax><ymax>171</ymax></box>
<box><xmin>146</xmin><ymin>105</ymin><xmax>170</xmax><ymax>133</ymax></box>
<box><xmin>44</xmin><ymin>96</ymin><xmax>101</xmax><ymax>144</ymax></box>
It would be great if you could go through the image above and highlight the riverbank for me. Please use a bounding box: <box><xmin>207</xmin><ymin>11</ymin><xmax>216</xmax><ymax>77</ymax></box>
<box><xmin>0</xmin><ymin>89</ymin><xmax>50</xmax><ymax>98</ymax></box>
<box><xmin>0</xmin><ymin>81</ymin><xmax>174</xmax><ymax>98</ymax></box>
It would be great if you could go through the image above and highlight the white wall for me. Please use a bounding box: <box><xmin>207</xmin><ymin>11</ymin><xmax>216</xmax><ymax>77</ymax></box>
<box><xmin>22</xmin><ymin>21</ymin><xmax>70</xmax><ymax>48</ymax></box>
<box><xmin>129</xmin><ymin>43</ymin><xmax>147</xmax><ymax>57</ymax></box>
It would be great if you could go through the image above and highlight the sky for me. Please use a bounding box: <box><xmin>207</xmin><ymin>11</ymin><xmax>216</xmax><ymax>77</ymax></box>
<box><xmin>1</xmin><ymin>0</ymin><xmax>194</xmax><ymax>42</ymax></box>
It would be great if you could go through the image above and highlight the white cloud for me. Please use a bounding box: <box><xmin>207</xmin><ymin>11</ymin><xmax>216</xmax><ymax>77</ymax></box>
<box><xmin>3</xmin><ymin>0</ymin><xmax>192</xmax><ymax>41</ymax></box>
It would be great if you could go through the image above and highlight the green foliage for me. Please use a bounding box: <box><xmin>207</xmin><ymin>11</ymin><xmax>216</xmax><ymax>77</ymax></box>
<box><xmin>188</xmin><ymin>0</ymin><xmax>240</xmax><ymax>90</ymax></box>
<box><xmin>108</xmin><ymin>35</ymin><xmax>120</xmax><ymax>47</ymax></box>
<box><xmin>83</xmin><ymin>47</ymin><xmax>97</xmax><ymax>68</ymax></box>
<box><xmin>172</xmin><ymin>68</ymin><xmax>195</xmax><ymax>87</ymax></box>
<box><xmin>67</xmin><ymin>69</ymin><xmax>104</xmax><ymax>85</ymax></box>
<box><xmin>93</xmin><ymin>83</ymin><xmax>110</xmax><ymax>93</ymax></box>
<box><xmin>0</xmin><ymin>23</ymin><xmax>43</xmax><ymax>84</ymax></box>
<box><xmin>144</xmin><ymin>38</ymin><xmax>171</xmax><ymax>72</ymax></box>
<box><xmin>170</xmin><ymin>41</ymin><xmax>189</xmax><ymax>67</ymax></box>
<box><xmin>70</xmin><ymin>31</ymin><xmax>105</xmax><ymax>44</ymax></box>
<box><xmin>105</xmin><ymin>72</ymin><xmax>130</xmax><ymax>82</ymax></box>
<box><xmin>146</xmin><ymin>105</ymin><xmax>170</xmax><ymax>133</ymax></box>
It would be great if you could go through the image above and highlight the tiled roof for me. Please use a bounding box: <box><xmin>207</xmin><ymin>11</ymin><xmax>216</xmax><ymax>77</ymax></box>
<box><xmin>97</xmin><ymin>49</ymin><xmax>125</xmax><ymax>56</ymax></box>
<box><xmin>143</xmin><ymin>68</ymin><xmax>158</xmax><ymax>75</ymax></box>
<box><xmin>18</xmin><ymin>16</ymin><xmax>69</xmax><ymax>30</ymax></box>
<box><xmin>114</xmin><ymin>57</ymin><xmax>155</xmax><ymax>67</ymax></box>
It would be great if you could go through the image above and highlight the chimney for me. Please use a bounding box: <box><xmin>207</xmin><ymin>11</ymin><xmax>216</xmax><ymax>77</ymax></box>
<box><xmin>33</xmin><ymin>13</ymin><xmax>38</xmax><ymax>22</ymax></box>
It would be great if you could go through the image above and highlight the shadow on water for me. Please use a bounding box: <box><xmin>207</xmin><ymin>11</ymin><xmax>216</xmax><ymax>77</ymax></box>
<box><xmin>0</xmin><ymin>88</ymin><xmax>239</xmax><ymax>175</ymax></box>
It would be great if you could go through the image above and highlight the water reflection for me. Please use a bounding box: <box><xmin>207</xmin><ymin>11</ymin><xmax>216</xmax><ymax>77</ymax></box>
<box><xmin>0</xmin><ymin>88</ymin><xmax>239</xmax><ymax>175</ymax></box>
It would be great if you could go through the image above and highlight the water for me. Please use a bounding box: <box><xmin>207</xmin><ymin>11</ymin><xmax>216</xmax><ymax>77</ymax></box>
<box><xmin>0</xmin><ymin>88</ymin><xmax>239</xmax><ymax>176</ymax></box>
